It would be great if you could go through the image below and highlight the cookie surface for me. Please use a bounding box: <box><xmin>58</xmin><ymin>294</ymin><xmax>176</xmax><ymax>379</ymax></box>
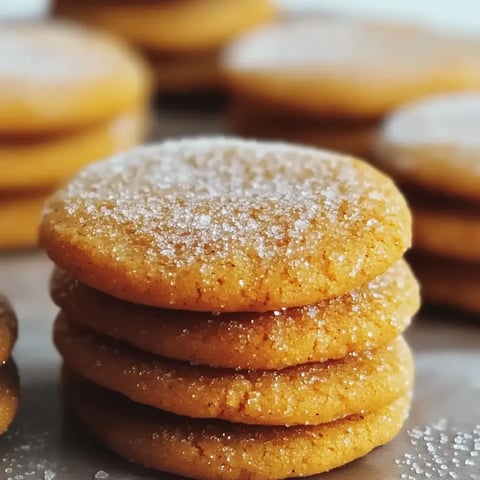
<box><xmin>65</xmin><ymin>372</ymin><xmax>410</xmax><ymax>480</ymax></box>
<box><xmin>222</xmin><ymin>20</ymin><xmax>480</xmax><ymax>118</ymax></box>
<box><xmin>0</xmin><ymin>193</ymin><xmax>47</xmax><ymax>250</ymax></box>
<box><xmin>0</xmin><ymin>296</ymin><xmax>18</xmax><ymax>364</ymax></box>
<box><xmin>411</xmin><ymin>253</ymin><xmax>480</xmax><ymax>313</ymax></box>
<box><xmin>51</xmin><ymin>260</ymin><xmax>418</xmax><ymax>369</ymax></box>
<box><xmin>377</xmin><ymin>93</ymin><xmax>480</xmax><ymax>201</ymax></box>
<box><xmin>413</xmin><ymin>204</ymin><xmax>480</xmax><ymax>262</ymax></box>
<box><xmin>55</xmin><ymin>315</ymin><xmax>413</xmax><ymax>426</ymax></box>
<box><xmin>0</xmin><ymin>109</ymin><xmax>147</xmax><ymax>191</ymax></box>
<box><xmin>0</xmin><ymin>362</ymin><xmax>19</xmax><ymax>436</ymax></box>
<box><xmin>41</xmin><ymin>137</ymin><xmax>411</xmax><ymax>312</ymax></box>
<box><xmin>0</xmin><ymin>21</ymin><xmax>149</xmax><ymax>134</ymax></box>
<box><xmin>54</xmin><ymin>0</ymin><xmax>275</xmax><ymax>52</ymax></box>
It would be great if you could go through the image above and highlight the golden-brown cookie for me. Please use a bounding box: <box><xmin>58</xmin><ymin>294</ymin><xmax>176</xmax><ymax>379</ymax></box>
<box><xmin>55</xmin><ymin>315</ymin><xmax>413</xmax><ymax>426</ymax></box>
<box><xmin>0</xmin><ymin>192</ymin><xmax>47</xmax><ymax>250</ymax></box>
<box><xmin>376</xmin><ymin>92</ymin><xmax>480</xmax><ymax>201</ymax></box>
<box><xmin>0</xmin><ymin>109</ymin><xmax>147</xmax><ymax>192</ymax></box>
<box><xmin>40</xmin><ymin>137</ymin><xmax>411</xmax><ymax>312</ymax></box>
<box><xmin>65</xmin><ymin>371</ymin><xmax>410</xmax><ymax>480</ymax></box>
<box><xmin>54</xmin><ymin>0</ymin><xmax>275</xmax><ymax>53</ymax></box>
<box><xmin>410</xmin><ymin>253</ymin><xmax>480</xmax><ymax>313</ymax></box>
<box><xmin>0</xmin><ymin>296</ymin><xmax>18</xmax><ymax>364</ymax></box>
<box><xmin>222</xmin><ymin>20</ymin><xmax>480</xmax><ymax>118</ymax></box>
<box><xmin>0</xmin><ymin>21</ymin><xmax>150</xmax><ymax>135</ymax></box>
<box><xmin>51</xmin><ymin>260</ymin><xmax>419</xmax><ymax>369</ymax></box>
<box><xmin>0</xmin><ymin>362</ymin><xmax>19</xmax><ymax>436</ymax></box>
<box><xmin>413</xmin><ymin>204</ymin><xmax>480</xmax><ymax>262</ymax></box>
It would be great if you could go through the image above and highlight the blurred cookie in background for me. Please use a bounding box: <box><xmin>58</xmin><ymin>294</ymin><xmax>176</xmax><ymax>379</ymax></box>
<box><xmin>53</xmin><ymin>0</ymin><xmax>276</xmax><ymax>93</ymax></box>
<box><xmin>0</xmin><ymin>21</ymin><xmax>151</xmax><ymax>250</ymax></box>
<box><xmin>377</xmin><ymin>92</ymin><xmax>480</xmax><ymax>313</ymax></box>
<box><xmin>222</xmin><ymin>19</ymin><xmax>480</xmax><ymax>157</ymax></box>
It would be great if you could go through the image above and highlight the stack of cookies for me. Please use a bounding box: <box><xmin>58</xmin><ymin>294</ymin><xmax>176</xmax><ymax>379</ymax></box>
<box><xmin>377</xmin><ymin>92</ymin><xmax>480</xmax><ymax>314</ymax></box>
<box><xmin>53</xmin><ymin>0</ymin><xmax>275</xmax><ymax>93</ymax></box>
<box><xmin>222</xmin><ymin>19</ymin><xmax>480</xmax><ymax>158</ymax></box>
<box><xmin>0</xmin><ymin>296</ymin><xmax>20</xmax><ymax>437</ymax></box>
<box><xmin>0</xmin><ymin>21</ymin><xmax>150</xmax><ymax>250</ymax></box>
<box><xmin>41</xmin><ymin>138</ymin><xmax>419</xmax><ymax>479</ymax></box>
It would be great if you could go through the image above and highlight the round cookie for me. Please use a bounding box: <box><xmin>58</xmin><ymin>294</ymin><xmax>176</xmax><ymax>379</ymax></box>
<box><xmin>54</xmin><ymin>0</ymin><xmax>275</xmax><ymax>53</ymax></box>
<box><xmin>222</xmin><ymin>20</ymin><xmax>480</xmax><ymax>118</ymax></box>
<box><xmin>55</xmin><ymin>315</ymin><xmax>413</xmax><ymax>426</ymax></box>
<box><xmin>413</xmin><ymin>205</ymin><xmax>480</xmax><ymax>262</ymax></box>
<box><xmin>51</xmin><ymin>260</ymin><xmax>419</xmax><ymax>369</ymax></box>
<box><xmin>0</xmin><ymin>193</ymin><xmax>48</xmax><ymax>250</ymax></box>
<box><xmin>0</xmin><ymin>21</ymin><xmax>150</xmax><ymax>135</ymax></box>
<box><xmin>411</xmin><ymin>253</ymin><xmax>480</xmax><ymax>313</ymax></box>
<box><xmin>65</xmin><ymin>372</ymin><xmax>410</xmax><ymax>480</ymax></box>
<box><xmin>40</xmin><ymin>137</ymin><xmax>412</xmax><ymax>312</ymax></box>
<box><xmin>0</xmin><ymin>362</ymin><xmax>19</xmax><ymax>436</ymax></box>
<box><xmin>376</xmin><ymin>92</ymin><xmax>480</xmax><ymax>201</ymax></box>
<box><xmin>0</xmin><ymin>296</ymin><xmax>18</xmax><ymax>364</ymax></box>
<box><xmin>0</xmin><ymin>109</ymin><xmax>147</xmax><ymax>191</ymax></box>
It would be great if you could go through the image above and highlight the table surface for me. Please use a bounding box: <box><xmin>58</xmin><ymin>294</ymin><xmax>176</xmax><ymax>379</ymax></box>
<box><xmin>0</xmin><ymin>107</ymin><xmax>479</xmax><ymax>480</ymax></box>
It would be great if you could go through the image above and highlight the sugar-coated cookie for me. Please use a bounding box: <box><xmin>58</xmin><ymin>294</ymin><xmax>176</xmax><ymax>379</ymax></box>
<box><xmin>0</xmin><ymin>193</ymin><xmax>48</xmax><ymax>250</ymax></box>
<box><xmin>51</xmin><ymin>260</ymin><xmax>418</xmax><ymax>369</ymax></box>
<box><xmin>0</xmin><ymin>22</ymin><xmax>150</xmax><ymax>135</ymax></box>
<box><xmin>55</xmin><ymin>315</ymin><xmax>413</xmax><ymax>426</ymax></box>
<box><xmin>0</xmin><ymin>362</ymin><xmax>19</xmax><ymax>436</ymax></box>
<box><xmin>65</xmin><ymin>372</ymin><xmax>410</xmax><ymax>480</ymax></box>
<box><xmin>413</xmin><ymin>204</ymin><xmax>480</xmax><ymax>262</ymax></box>
<box><xmin>411</xmin><ymin>253</ymin><xmax>480</xmax><ymax>313</ymax></box>
<box><xmin>0</xmin><ymin>109</ymin><xmax>147</xmax><ymax>191</ymax></box>
<box><xmin>377</xmin><ymin>92</ymin><xmax>480</xmax><ymax>201</ymax></box>
<box><xmin>54</xmin><ymin>0</ymin><xmax>275</xmax><ymax>53</ymax></box>
<box><xmin>222</xmin><ymin>20</ymin><xmax>480</xmax><ymax>118</ymax></box>
<box><xmin>41</xmin><ymin>137</ymin><xmax>411</xmax><ymax>312</ymax></box>
<box><xmin>0</xmin><ymin>296</ymin><xmax>18</xmax><ymax>364</ymax></box>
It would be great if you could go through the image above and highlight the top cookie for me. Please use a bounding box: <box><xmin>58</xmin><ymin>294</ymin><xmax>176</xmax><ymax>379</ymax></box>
<box><xmin>54</xmin><ymin>0</ymin><xmax>275</xmax><ymax>53</ymax></box>
<box><xmin>377</xmin><ymin>92</ymin><xmax>480</xmax><ymax>201</ymax></box>
<box><xmin>222</xmin><ymin>20</ymin><xmax>480</xmax><ymax>118</ymax></box>
<box><xmin>0</xmin><ymin>21</ymin><xmax>150</xmax><ymax>135</ymax></box>
<box><xmin>40</xmin><ymin>137</ymin><xmax>411</xmax><ymax>312</ymax></box>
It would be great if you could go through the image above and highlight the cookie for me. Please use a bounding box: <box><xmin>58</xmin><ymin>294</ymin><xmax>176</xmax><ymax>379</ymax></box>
<box><xmin>222</xmin><ymin>20</ymin><xmax>480</xmax><ymax>118</ymax></box>
<box><xmin>55</xmin><ymin>314</ymin><xmax>413</xmax><ymax>426</ymax></box>
<box><xmin>0</xmin><ymin>21</ymin><xmax>150</xmax><ymax>135</ymax></box>
<box><xmin>54</xmin><ymin>0</ymin><xmax>275</xmax><ymax>53</ymax></box>
<box><xmin>40</xmin><ymin>137</ymin><xmax>411</xmax><ymax>312</ymax></box>
<box><xmin>413</xmin><ymin>204</ymin><xmax>480</xmax><ymax>262</ymax></box>
<box><xmin>65</xmin><ymin>372</ymin><xmax>410</xmax><ymax>480</ymax></box>
<box><xmin>411</xmin><ymin>253</ymin><xmax>480</xmax><ymax>313</ymax></box>
<box><xmin>51</xmin><ymin>260</ymin><xmax>419</xmax><ymax>369</ymax></box>
<box><xmin>0</xmin><ymin>296</ymin><xmax>18</xmax><ymax>364</ymax></box>
<box><xmin>0</xmin><ymin>362</ymin><xmax>19</xmax><ymax>436</ymax></box>
<box><xmin>232</xmin><ymin>100</ymin><xmax>379</xmax><ymax>157</ymax></box>
<box><xmin>376</xmin><ymin>92</ymin><xmax>480</xmax><ymax>201</ymax></box>
<box><xmin>0</xmin><ymin>193</ymin><xmax>47</xmax><ymax>250</ymax></box>
<box><xmin>0</xmin><ymin>109</ymin><xmax>147</xmax><ymax>192</ymax></box>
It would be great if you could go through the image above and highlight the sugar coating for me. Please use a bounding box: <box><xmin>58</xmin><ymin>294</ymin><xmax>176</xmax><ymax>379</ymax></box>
<box><xmin>51</xmin><ymin>260</ymin><xmax>419</xmax><ymax>369</ymax></box>
<box><xmin>66</xmin><ymin>373</ymin><xmax>411</xmax><ymax>480</ymax></box>
<box><xmin>377</xmin><ymin>93</ymin><xmax>480</xmax><ymax>200</ymax></box>
<box><xmin>0</xmin><ymin>362</ymin><xmax>20</xmax><ymax>438</ymax></box>
<box><xmin>223</xmin><ymin>20</ymin><xmax>480</xmax><ymax>77</ymax></box>
<box><xmin>55</xmin><ymin>315</ymin><xmax>413</xmax><ymax>426</ymax></box>
<box><xmin>41</xmin><ymin>137</ymin><xmax>411</xmax><ymax>311</ymax></box>
<box><xmin>383</xmin><ymin>93</ymin><xmax>480</xmax><ymax>148</ymax></box>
